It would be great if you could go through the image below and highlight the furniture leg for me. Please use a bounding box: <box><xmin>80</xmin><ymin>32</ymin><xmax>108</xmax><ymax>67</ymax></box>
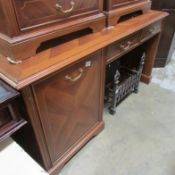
<box><xmin>109</xmin><ymin>70</ymin><xmax>120</xmax><ymax>115</ymax></box>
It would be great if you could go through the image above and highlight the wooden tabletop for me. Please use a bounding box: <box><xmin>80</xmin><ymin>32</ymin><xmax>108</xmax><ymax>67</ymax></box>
<box><xmin>0</xmin><ymin>10</ymin><xmax>168</xmax><ymax>90</ymax></box>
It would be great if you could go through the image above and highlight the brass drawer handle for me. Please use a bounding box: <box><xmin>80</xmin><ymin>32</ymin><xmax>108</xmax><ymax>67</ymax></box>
<box><xmin>65</xmin><ymin>68</ymin><xmax>84</xmax><ymax>82</ymax></box>
<box><xmin>56</xmin><ymin>0</ymin><xmax>75</xmax><ymax>14</ymax></box>
<box><xmin>149</xmin><ymin>28</ymin><xmax>156</xmax><ymax>34</ymax></box>
<box><xmin>7</xmin><ymin>57</ymin><xmax>22</xmax><ymax>64</ymax></box>
<box><xmin>120</xmin><ymin>41</ymin><xmax>132</xmax><ymax>50</ymax></box>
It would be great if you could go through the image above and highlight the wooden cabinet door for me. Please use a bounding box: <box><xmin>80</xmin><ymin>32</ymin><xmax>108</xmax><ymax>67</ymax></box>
<box><xmin>31</xmin><ymin>50</ymin><xmax>104</xmax><ymax>163</ymax></box>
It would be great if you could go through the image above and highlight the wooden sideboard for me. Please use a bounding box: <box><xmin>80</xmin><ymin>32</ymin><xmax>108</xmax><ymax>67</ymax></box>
<box><xmin>0</xmin><ymin>0</ymin><xmax>169</xmax><ymax>174</ymax></box>
<box><xmin>0</xmin><ymin>9</ymin><xmax>168</xmax><ymax>174</ymax></box>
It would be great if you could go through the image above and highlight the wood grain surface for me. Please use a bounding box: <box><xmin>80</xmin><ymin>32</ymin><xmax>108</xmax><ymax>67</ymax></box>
<box><xmin>0</xmin><ymin>10</ymin><xmax>168</xmax><ymax>89</ymax></box>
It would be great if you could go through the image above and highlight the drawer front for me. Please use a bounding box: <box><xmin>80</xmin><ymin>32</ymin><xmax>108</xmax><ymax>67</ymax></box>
<box><xmin>32</xmin><ymin>50</ymin><xmax>103</xmax><ymax>163</ymax></box>
<box><xmin>12</xmin><ymin>0</ymin><xmax>101</xmax><ymax>30</ymax></box>
<box><xmin>105</xmin><ymin>32</ymin><xmax>140</xmax><ymax>62</ymax></box>
<box><xmin>141</xmin><ymin>22</ymin><xmax>161</xmax><ymax>42</ymax></box>
<box><xmin>112</xmin><ymin>0</ymin><xmax>142</xmax><ymax>8</ymax></box>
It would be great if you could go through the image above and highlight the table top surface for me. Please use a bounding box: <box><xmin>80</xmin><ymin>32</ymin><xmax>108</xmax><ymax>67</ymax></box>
<box><xmin>0</xmin><ymin>10</ymin><xmax>168</xmax><ymax>90</ymax></box>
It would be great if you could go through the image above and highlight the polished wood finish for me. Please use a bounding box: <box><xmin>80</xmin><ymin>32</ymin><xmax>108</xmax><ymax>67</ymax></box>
<box><xmin>105</xmin><ymin>31</ymin><xmax>141</xmax><ymax>63</ymax></box>
<box><xmin>32</xmin><ymin>50</ymin><xmax>104</xmax><ymax>163</ymax></box>
<box><xmin>141</xmin><ymin>34</ymin><xmax>161</xmax><ymax>83</ymax></box>
<box><xmin>0</xmin><ymin>0</ymin><xmax>105</xmax><ymax>61</ymax></box>
<box><xmin>0</xmin><ymin>11</ymin><xmax>168</xmax><ymax>90</ymax></box>
<box><xmin>0</xmin><ymin>80</ymin><xmax>26</xmax><ymax>142</ymax></box>
<box><xmin>105</xmin><ymin>0</ymin><xmax>145</xmax><ymax>10</ymax></box>
<box><xmin>0</xmin><ymin>17</ymin><xmax>105</xmax><ymax>63</ymax></box>
<box><xmin>16</xmin><ymin>50</ymin><xmax>105</xmax><ymax>174</ymax></box>
<box><xmin>104</xmin><ymin>0</ymin><xmax>151</xmax><ymax>26</ymax></box>
<box><xmin>0</xmin><ymin>0</ymin><xmax>19</xmax><ymax>37</ymax></box>
<box><xmin>140</xmin><ymin>22</ymin><xmax>161</xmax><ymax>42</ymax></box>
<box><xmin>13</xmin><ymin>0</ymin><xmax>102</xmax><ymax>30</ymax></box>
<box><xmin>105</xmin><ymin>22</ymin><xmax>161</xmax><ymax>64</ymax></box>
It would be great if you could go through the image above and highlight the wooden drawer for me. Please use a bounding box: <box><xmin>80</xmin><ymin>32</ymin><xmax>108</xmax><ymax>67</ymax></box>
<box><xmin>113</xmin><ymin>0</ymin><xmax>141</xmax><ymax>8</ymax></box>
<box><xmin>105</xmin><ymin>32</ymin><xmax>141</xmax><ymax>63</ymax></box>
<box><xmin>105</xmin><ymin>0</ymin><xmax>143</xmax><ymax>10</ymax></box>
<box><xmin>0</xmin><ymin>80</ymin><xmax>26</xmax><ymax>142</ymax></box>
<box><xmin>141</xmin><ymin>22</ymin><xmax>161</xmax><ymax>42</ymax></box>
<box><xmin>31</xmin><ymin>50</ymin><xmax>103</xmax><ymax>163</ymax></box>
<box><xmin>12</xmin><ymin>0</ymin><xmax>102</xmax><ymax>30</ymax></box>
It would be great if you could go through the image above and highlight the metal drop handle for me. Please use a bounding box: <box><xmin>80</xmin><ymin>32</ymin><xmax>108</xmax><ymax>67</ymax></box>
<box><xmin>56</xmin><ymin>0</ymin><xmax>75</xmax><ymax>14</ymax></box>
<box><xmin>120</xmin><ymin>41</ymin><xmax>132</xmax><ymax>50</ymax></box>
<box><xmin>7</xmin><ymin>57</ymin><xmax>22</xmax><ymax>64</ymax></box>
<box><xmin>65</xmin><ymin>68</ymin><xmax>84</xmax><ymax>82</ymax></box>
<box><xmin>149</xmin><ymin>28</ymin><xmax>156</xmax><ymax>34</ymax></box>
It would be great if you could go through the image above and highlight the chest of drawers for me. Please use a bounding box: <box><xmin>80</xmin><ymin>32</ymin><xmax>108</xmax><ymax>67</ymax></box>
<box><xmin>0</xmin><ymin>0</ymin><xmax>105</xmax><ymax>62</ymax></box>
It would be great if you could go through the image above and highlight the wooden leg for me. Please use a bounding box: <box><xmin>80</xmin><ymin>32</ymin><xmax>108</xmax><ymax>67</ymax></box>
<box><xmin>141</xmin><ymin>34</ymin><xmax>161</xmax><ymax>84</ymax></box>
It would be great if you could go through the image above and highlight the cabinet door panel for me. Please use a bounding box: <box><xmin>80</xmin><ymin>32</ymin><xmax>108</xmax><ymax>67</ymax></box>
<box><xmin>32</xmin><ymin>51</ymin><xmax>103</xmax><ymax>163</ymax></box>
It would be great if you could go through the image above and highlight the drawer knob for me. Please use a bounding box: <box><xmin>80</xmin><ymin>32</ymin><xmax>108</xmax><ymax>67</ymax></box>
<box><xmin>56</xmin><ymin>0</ymin><xmax>75</xmax><ymax>14</ymax></box>
<box><xmin>65</xmin><ymin>68</ymin><xmax>84</xmax><ymax>82</ymax></box>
